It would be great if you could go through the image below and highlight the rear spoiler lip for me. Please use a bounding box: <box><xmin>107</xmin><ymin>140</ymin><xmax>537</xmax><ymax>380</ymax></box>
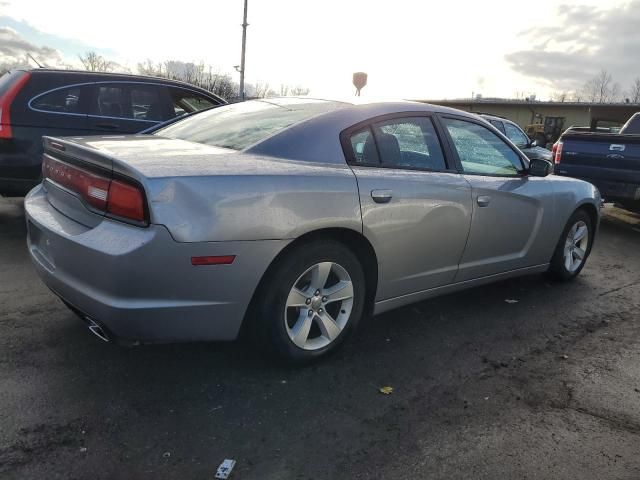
<box><xmin>43</xmin><ymin>136</ymin><xmax>114</xmax><ymax>174</ymax></box>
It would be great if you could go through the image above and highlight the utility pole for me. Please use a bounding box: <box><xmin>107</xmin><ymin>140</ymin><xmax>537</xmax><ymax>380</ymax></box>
<box><xmin>239</xmin><ymin>0</ymin><xmax>248</xmax><ymax>101</ymax></box>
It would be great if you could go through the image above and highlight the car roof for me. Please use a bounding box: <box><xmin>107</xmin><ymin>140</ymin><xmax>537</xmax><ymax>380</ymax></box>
<box><xmin>15</xmin><ymin>68</ymin><xmax>224</xmax><ymax>101</ymax></box>
<box><xmin>478</xmin><ymin>113</ymin><xmax>511</xmax><ymax>123</ymax></box>
<box><xmin>255</xmin><ymin>96</ymin><xmax>471</xmax><ymax>116</ymax></box>
<box><xmin>244</xmin><ymin>97</ymin><xmax>480</xmax><ymax>163</ymax></box>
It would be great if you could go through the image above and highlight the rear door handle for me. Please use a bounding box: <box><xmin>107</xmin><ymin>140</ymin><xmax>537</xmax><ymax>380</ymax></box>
<box><xmin>371</xmin><ymin>189</ymin><xmax>393</xmax><ymax>203</ymax></box>
<box><xmin>477</xmin><ymin>195</ymin><xmax>491</xmax><ymax>207</ymax></box>
<box><xmin>94</xmin><ymin>122</ymin><xmax>119</xmax><ymax>130</ymax></box>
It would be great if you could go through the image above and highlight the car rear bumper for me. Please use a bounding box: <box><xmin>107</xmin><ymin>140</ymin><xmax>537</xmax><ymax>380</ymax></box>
<box><xmin>25</xmin><ymin>185</ymin><xmax>288</xmax><ymax>343</ymax></box>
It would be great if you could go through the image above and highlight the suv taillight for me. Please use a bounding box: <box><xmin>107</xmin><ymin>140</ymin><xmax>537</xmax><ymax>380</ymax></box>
<box><xmin>42</xmin><ymin>154</ymin><xmax>147</xmax><ymax>225</ymax></box>
<box><xmin>0</xmin><ymin>72</ymin><xmax>31</xmax><ymax>139</ymax></box>
<box><xmin>552</xmin><ymin>141</ymin><xmax>563</xmax><ymax>164</ymax></box>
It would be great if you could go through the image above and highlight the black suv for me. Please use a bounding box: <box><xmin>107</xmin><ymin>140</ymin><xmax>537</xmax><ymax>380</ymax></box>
<box><xmin>479</xmin><ymin>113</ymin><xmax>552</xmax><ymax>163</ymax></box>
<box><xmin>0</xmin><ymin>69</ymin><xmax>225</xmax><ymax>196</ymax></box>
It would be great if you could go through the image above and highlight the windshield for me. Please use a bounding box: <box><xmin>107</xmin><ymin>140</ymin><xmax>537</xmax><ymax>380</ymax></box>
<box><xmin>155</xmin><ymin>98</ymin><xmax>346</xmax><ymax>150</ymax></box>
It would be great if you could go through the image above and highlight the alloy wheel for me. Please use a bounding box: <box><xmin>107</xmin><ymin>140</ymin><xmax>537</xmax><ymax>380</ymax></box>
<box><xmin>284</xmin><ymin>261</ymin><xmax>354</xmax><ymax>350</ymax></box>
<box><xmin>563</xmin><ymin>220</ymin><xmax>589</xmax><ymax>273</ymax></box>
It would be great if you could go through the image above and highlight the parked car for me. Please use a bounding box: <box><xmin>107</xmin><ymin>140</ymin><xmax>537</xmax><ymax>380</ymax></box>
<box><xmin>25</xmin><ymin>98</ymin><xmax>600</xmax><ymax>363</ymax></box>
<box><xmin>553</xmin><ymin>112</ymin><xmax>640</xmax><ymax>213</ymax></box>
<box><xmin>479</xmin><ymin>114</ymin><xmax>553</xmax><ymax>162</ymax></box>
<box><xmin>0</xmin><ymin>68</ymin><xmax>225</xmax><ymax>196</ymax></box>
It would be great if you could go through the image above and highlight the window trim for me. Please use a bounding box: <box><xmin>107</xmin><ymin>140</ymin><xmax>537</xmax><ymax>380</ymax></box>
<box><xmin>437</xmin><ymin>113</ymin><xmax>529</xmax><ymax>178</ymax></box>
<box><xmin>340</xmin><ymin>111</ymin><xmax>457</xmax><ymax>174</ymax></box>
<box><xmin>28</xmin><ymin>80</ymin><xmax>221</xmax><ymax>122</ymax></box>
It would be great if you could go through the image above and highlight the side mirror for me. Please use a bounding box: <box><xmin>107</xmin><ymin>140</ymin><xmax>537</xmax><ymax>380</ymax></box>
<box><xmin>530</xmin><ymin>139</ymin><xmax>538</xmax><ymax>147</ymax></box>
<box><xmin>528</xmin><ymin>158</ymin><xmax>552</xmax><ymax>177</ymax></box>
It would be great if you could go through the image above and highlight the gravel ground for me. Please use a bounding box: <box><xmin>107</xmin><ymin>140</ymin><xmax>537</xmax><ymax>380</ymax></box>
<box><xmin>1</xmin><ymin>197</ymin><xmax>639</xmax><ymax>480</ymax></box>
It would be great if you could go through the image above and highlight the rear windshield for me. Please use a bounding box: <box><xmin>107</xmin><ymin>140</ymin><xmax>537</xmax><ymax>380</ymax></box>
<box><xmin>155</xmin><ymin>98</ymin><xmax>346</xmax><ymax>150</ymax></box>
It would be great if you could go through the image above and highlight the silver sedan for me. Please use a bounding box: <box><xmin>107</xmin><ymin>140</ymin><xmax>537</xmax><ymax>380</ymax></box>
<box><xmin>25</xmin><ymin>98</ymin><xmax>601</xmax><ymax>363</ymax></box>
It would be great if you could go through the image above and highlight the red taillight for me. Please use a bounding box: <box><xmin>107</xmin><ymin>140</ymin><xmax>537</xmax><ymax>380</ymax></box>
<box><xmin>0</xmin><ymin>72</ymin><xmax>31</xmax><ymax>139</ymax></box>
<box><xmin>552</xmin><ymin>141</ymin><xmax>563</xmax><ymax>164</ymax></box>
<box><xmin>42</xmin><ymin>154</ymin><xmax>110</xmax><ymax>210</ymax></box>
<box><xmin>107</xmin><ymin>179</ymin><xmax>145</xmax><ymax>222</ymax></box>
<box><xmin>42</xmin><ymin>155</ymin><xmax>147</xmax><ymax>224</ymax></box>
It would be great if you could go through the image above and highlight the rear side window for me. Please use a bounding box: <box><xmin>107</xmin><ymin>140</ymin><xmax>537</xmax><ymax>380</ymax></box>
<box><xmin>95</xmin><ymin>86</ymin><xmax>129</xmax><ymax>118</ymax></box>
<box><xmin>31</xmin><ymin>87</ymin><xmax>83</xmax><ymax>114</ymax></box>
<box><xmin>131</xmin><ymin>87</ymin><xmax>164</xmax><ymax>121</ymax></box>
<box><xmin>348</xmin><ymin>117</ymin><xmax>446</xmax><ymax>170</ymax></box>
<box><xmin>91</xmin><ymin>84</ymin><xmax>166</xmax><ymax>121</ymax></box>
<box><xmin>169</xmin><ymin>88</ymin><xmax>216</xmax><ymax>117</ymax></box>
<box><xmin>373</xmin><ymin>117</ymin><xmax>446</xmax><ymax>170</ymax></box>
<box><xmin>350</xmin><ymin>128</ymin><xmax>379</xmax><ymax>164</ymax></box>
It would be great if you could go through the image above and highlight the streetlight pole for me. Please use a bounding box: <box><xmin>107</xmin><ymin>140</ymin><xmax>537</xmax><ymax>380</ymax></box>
<box><xmin>239</xmin><ymin>0</ymin><xmax>248</xmax><ymax>101</ymax></box>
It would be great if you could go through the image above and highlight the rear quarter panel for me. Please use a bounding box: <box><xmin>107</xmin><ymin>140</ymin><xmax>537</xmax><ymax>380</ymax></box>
<box><xmin>143</xmin><ymin>159</ymin><xmax>362</xmax><ymax>242</ymax></box>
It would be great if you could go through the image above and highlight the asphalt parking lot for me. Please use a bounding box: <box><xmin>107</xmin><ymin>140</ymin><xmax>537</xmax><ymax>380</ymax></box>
<box><xmin>1</xmin><ymin>197</ymin><xmax>640</xmax><ymax>480</ymax></box>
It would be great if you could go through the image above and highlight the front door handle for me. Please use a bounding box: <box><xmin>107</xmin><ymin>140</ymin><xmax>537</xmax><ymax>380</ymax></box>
<box><xmin>477</xmin><ymin>195</ymin><xmax>491</xmax><ymax>207</ymax></box>
<box><xmin>371</xmin><ymin>189</ymin><xmax>393</xmax><ymax>204</ymax></box>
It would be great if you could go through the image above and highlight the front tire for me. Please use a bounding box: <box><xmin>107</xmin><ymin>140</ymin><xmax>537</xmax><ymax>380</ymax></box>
<box><xmin>252</xmin><ymin>240</ymin><xmax>366</xmax><ymax>364</ymax></box>
<box><xmin>548</xmin><ymin>209</ymin><xmax>593</xmax><ymax>280</ymax></box>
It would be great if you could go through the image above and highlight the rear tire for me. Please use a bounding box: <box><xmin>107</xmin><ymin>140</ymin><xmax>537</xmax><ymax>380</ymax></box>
<box><xmin>251</xmin><ymin>240</ymin><xmax>366</xmax><ymax>364</ymax></box>
<box><xmin>547</xmin><ymin>209</ymin><xmax>593</xmax><ymax>281</ymax></box>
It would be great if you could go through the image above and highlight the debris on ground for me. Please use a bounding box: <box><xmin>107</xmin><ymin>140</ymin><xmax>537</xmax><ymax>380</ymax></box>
<box><xmin>215</xmin><ymin>459</ymin><xmax>237</xmax><ymax>479</ymax></box>
<box><xmin>79</xmin><ymin>447</ymin><xmax>87</xmax><ymax>453</ymax></box>
<box><xmin>560</xmin><ymin>355</ymin><xmax>569</xmax><ymax>360</ymax></box>
<box><xmin>504</xmin><ymin>299</ymin><xmax>519</xmax><ymax>304</ymax></box>
<box><xmin>162</xmin><ymin>451</ymin><xmax>171</xmax><ymax>458</ymax></box>
<box><xmin>379</xmin><ymin>386</ymin><xmax>394</xmax><ymax>395</ymax></box>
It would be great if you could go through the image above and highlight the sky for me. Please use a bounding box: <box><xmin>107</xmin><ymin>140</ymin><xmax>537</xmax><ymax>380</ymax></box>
<box><xmin>0</xmin><ymin>0</ymin><xmax>637</xmax><ymax>100</ymax></box>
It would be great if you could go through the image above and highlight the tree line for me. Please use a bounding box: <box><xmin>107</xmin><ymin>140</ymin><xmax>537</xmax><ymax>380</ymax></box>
<box><xmin>552</xmin><ymin>69</ymin><xmax>640</xmax><ymax>104</ymax></box>
<box><xmin>81</xmin><ymin>52</ymin><xmax>310</xmax><ymax>101</ymax></box>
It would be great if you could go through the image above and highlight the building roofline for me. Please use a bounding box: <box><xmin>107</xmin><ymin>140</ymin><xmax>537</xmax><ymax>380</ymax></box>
<box><xmin>416</xmin><ymin>98</ymin><xmax>640</xmax><ymax>108</ymax></box>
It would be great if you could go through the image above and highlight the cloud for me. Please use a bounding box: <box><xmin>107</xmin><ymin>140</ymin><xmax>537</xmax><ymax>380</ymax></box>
<box><xmin>0</xmin><ymin>25</ymin><xmax>69</xmax><ymax>69</ymax></box>
<box><xmin>505</xmin><ymin>1</ymin><xmax>640</xmax><ymax>92</ymax></box>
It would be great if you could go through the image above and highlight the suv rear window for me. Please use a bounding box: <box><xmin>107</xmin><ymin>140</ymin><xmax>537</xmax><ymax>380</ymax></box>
<box><xmin>156</xmin><ymin>98</ymin><xmax>346</xmax><ymax>150</ymax></box>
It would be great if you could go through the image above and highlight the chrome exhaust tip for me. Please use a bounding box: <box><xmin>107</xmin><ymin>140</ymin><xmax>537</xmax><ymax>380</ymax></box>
<box><xmin>85</xmin><ymin>317</ymin><xmax>111</xmax><ymax>343</ymax></box>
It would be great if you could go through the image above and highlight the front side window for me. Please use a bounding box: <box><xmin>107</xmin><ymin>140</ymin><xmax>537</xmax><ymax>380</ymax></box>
<box><xmin>442</xmin><ymin>117</ymin><xmax>523</xmax><ymax>176</ymax></box>
<box><xmin>31</xmin><ymin>87</ymin><xmax>82</xmax><ymax>114</ymax></box>
<box><xmin>504</xmin><ymin>121</ymin><xmax>529</xmax><ymax>147</ymax></box>
<box><xmin>170</xmin><ymin>88</ymin><xmax>217</xmax><ymax>117</ymax></box>
<box><xmin>372</xmin><ymin>117</ymin><xmax>446</xmax><ymax>170</ymax></box>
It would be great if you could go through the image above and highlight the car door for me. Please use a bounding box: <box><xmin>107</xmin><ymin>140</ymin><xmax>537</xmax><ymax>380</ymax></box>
<box><xmin>439</xmin><ymin>115</ymin><xmax>555</xmax><ymax>282</ymax></box>
<box><xmin>87</xmin><ymin>83</ymin><xmax>168</xmax><ymax>134</ymax></box>
<box><xmin>343</xmin><ymin>114</ymin><xmax>473</xmax><ymax>301</ymax></box>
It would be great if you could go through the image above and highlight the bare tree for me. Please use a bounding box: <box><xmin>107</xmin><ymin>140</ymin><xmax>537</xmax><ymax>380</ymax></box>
<box><xmin>580</xmin><ymin>69</ymin><xmax>621</xmax><ymax>103</ymax></box>
<box><xmin>136</xmin><ymin>59</ymin><xmax>239</xmax><ymax>100</ymax></box>
<box><xmin>253</xmin><ymin>81</ymin><xmax>272</xmax><ymax>98</ymax></box>
<box><xmin>79</xmin><ymin>51</ymin><xmax>114</xmax><ymax>72</ymax></box>
<box><xmin>628</xmin><ymin>77</ymin><xmax>640</xmax><ymax>103</ymax></box>
<box><xmin>551</xmin><ymin>91</ymin><xmax>568</xmax><ymax>102</ymax></box>
<box><xmin>290</xmin><ymin>86</ymin><xmax>310</xmax><ymax>96</ymax></box>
